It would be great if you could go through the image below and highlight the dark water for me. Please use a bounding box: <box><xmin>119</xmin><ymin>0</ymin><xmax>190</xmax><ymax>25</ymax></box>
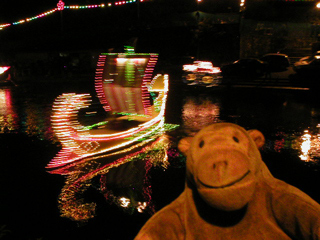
<box><xmin>0</xmin><ymin>79</ymin><xmax>320</xmax><ymax>240</ymax></box>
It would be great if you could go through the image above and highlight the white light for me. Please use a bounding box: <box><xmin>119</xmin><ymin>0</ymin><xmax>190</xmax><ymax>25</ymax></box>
<box><xmin>183</xmin><ymin>64</ymin><xmax>197</xmax><ymax>72</ymax></box>
<box><xmin>300</xmin><ymin>130</ymin><xmax>311</xmax><ymax>161</ymax></box>
<box><xmin>119</xmin><ymin>197</ymin><xmax>130</xmax><ymax>208</ymax></box>
<box><xmin>183</xmin><ymin>61</ymin><xmax>221</xmax><ymax>74</ymax></box>
<box><xmin>116</xmin><ymin>58</ymin><xmax>127</xmax><ymax>64</ymax></box>
<box><xmin>137</xmin><ymin>202</ymin><xmax>147</xmax><ymax>213</ymax></box>
<box><xmin>0</xmin><ymin>66</ymin><xmax>10</xmax><ymax>74</ymax></box>
<box><xmin>116</xmin><ymin>58</ymin><xmax>146</xmax><ymax>64</ymax></box>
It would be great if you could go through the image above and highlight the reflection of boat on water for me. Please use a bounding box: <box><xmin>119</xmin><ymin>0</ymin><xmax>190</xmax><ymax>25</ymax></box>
<box><xmin>47</xmin><ymin>48</ymin><xmax>176</xmax><ymax>172</ymax></box>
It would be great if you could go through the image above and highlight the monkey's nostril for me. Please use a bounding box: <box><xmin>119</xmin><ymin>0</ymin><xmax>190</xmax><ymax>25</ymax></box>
<box><xmin>233</xmin><ymin>136</ymin><xmax>239</xmax><ymax>143</ymax></box>
<box><xmin>212</xmin><ymin>161</ymin><xmax>228</xmax><ymax>170</ymax></box>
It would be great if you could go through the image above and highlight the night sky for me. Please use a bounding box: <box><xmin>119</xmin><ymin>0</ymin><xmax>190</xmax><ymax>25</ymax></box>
<box><xmin>0</xmin><ymin>0</ymin><xmax>127</xmax><ymax>22</ymax></box>
<box><xmin>0</xmin><ymin>0</ymin><xmax>58</xmax><ymax>22</ymax></box>
<box><xmin>0</xmin><ymin>0</ymin><xmax>317</xmax><ymax>24</ymax></box>
<box><xmin>0</xmin><ymin>0</ymin><xmax>241</xmax><ymax>23</ymax></box>
<box><xmin>0</xmin><ymin>0</ymin><xmax>196</xmax><ymax>54</ymax></box>
<box><xmin>0</xmin><ymin>0</ymin><xmax>316</xmax><ymax>56</ymax></box>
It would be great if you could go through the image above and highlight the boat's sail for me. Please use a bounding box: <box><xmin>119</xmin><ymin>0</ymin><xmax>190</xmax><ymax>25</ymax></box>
<box><xmin>95</xmin><ymin>51</ymin><xmax>158</xmax><ymax>117</ymax></box>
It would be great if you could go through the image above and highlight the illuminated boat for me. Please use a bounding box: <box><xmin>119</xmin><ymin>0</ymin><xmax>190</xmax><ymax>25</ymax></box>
<box><xmin>182</xmin><ymin>61</ymin><xmax>222</xmax><ymax>87</ymax></box>
<box><xmin>47</xmin><ymin>49</ymin><xmax>173</xmax><ymax>171</ymax></box>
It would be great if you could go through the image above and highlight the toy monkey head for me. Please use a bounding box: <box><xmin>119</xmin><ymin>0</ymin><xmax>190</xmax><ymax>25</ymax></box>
<box><xmin>178</xmin><ymin>123</ymin><xmax>267</xmax><ymax>211</ymax></box>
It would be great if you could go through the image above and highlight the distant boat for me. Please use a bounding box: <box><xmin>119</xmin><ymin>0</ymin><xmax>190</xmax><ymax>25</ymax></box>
<box><xmin>0</xmin><ymin>66</ymin><xmax>16</xmax><ymax>86</ymax></box>
<box><xmin>0</xmin><ymin>66</ymin><xmax>10</xmax><ymax>75</ymax></box>
<box><xmin>47</xmin><ymin>48</ymin><xmax>175</xmax><ymax>172</ymax></box>
<box><xmin>182</xmin><ymin>61</ymin><xmax>222</xmax><ymax>87</ymax></box>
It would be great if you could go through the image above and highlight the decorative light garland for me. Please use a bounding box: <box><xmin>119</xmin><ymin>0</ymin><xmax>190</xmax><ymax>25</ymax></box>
<box><xmin>255</xmin><ymin>0</ymin><xmax>315</xmax><ymax>1</ymax></box>
<box><xmin>0</xmin><ymin>0</ymin><xmax>147</xmax><ymax>30</ymax></box>
<box><xmin>1</xmin><ymin>0</ymin><xmax>315</xmax><ymax>30</ymax></box>
<box><xmin>57</xmin><ymin>0</ymin><xmax>65</xmax><ymax>11</ymax></box>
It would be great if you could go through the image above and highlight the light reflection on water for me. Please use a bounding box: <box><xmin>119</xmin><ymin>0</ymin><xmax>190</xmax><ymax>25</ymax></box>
<box><xmin>300</xmin><ymin>130</ymin><xmax>312</xmax><ymax>161</ymax></box>
<box><xmin>3</xmin><ymin>85</ymin><xmax>320</xmax><ymax>158</ymax></box>
<box><xmin>1</xmin><ymin>83</ymin><xmax>320</xmax><ymax>223</ymax></box>
<box><xmin>296</xmin><ymin>126</ymin><xmax>320</xmax><ymax>162</ymax></box>
<box><xmin>180</xmin><ymin>89</ymin><xmax>320</xmax><ymax>164</ymax></box>
<box><xmin>182</xmin><ymin>96</ymin><xmax>221</xmax><ymax>135</ymax></box>
<box><xmin>0</xmin><ymin>84</ymin><xmax>74</xmax><ymax>142</ymax></box>
<box><xmin>0</xmin><ymin>88</ymin><xmax>19</xmax><ymax>133</ymax></box>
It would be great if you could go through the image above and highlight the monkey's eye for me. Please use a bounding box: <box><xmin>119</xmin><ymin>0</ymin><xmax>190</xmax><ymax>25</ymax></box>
<box><xmin>199</xmin><ymin>140</ymin><xmax>204</xmax><ymax>148</ymax></box>
<box><xmin>233</xmin><ymin>136</ymin><xmax>239</xmax><ymax>143</ymax></box>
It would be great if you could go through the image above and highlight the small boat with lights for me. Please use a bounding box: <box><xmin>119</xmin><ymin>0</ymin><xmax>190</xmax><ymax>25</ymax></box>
<box><xmin>182</xmin><ymin>61</ymin><xmax>222</xmax><ymax>87</ymax></box>
<box><xmin>47</xmin><ymin>47</ymin><xmax>176</xmax><ymax>171</ymax></box>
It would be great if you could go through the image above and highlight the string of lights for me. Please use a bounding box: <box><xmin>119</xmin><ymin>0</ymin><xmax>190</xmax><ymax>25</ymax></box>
<box><xmin>1</xmin><ymin>0</ymin><xmax>317</xmax><ymax>30</ymax></box>
<box><xmin>251</xmin><ymin>0</ymin><xmax>316</xmax><ymax>1</ymax></box>
<box><xmin>0</xmin><ymin>0</ymin><xmax>146</xmax><ymax>30</ymax></box>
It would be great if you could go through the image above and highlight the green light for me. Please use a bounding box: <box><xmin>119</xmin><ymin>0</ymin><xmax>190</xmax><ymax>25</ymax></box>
<box><xmin>81</xmin><ymin>121</ymin><xmax>109</xmax><ymax>131</ymax></box>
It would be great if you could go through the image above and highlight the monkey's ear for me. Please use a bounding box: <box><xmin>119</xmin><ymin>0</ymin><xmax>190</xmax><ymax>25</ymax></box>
<box><xmin>248</xmin><ymin>130</ymin><xmax>265</xmax><ymax>149</ymax></box>
<box><xmin>178</xmin><ymin>137</ymin><xmax>193</xmax><ymax>156</ymax></box>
